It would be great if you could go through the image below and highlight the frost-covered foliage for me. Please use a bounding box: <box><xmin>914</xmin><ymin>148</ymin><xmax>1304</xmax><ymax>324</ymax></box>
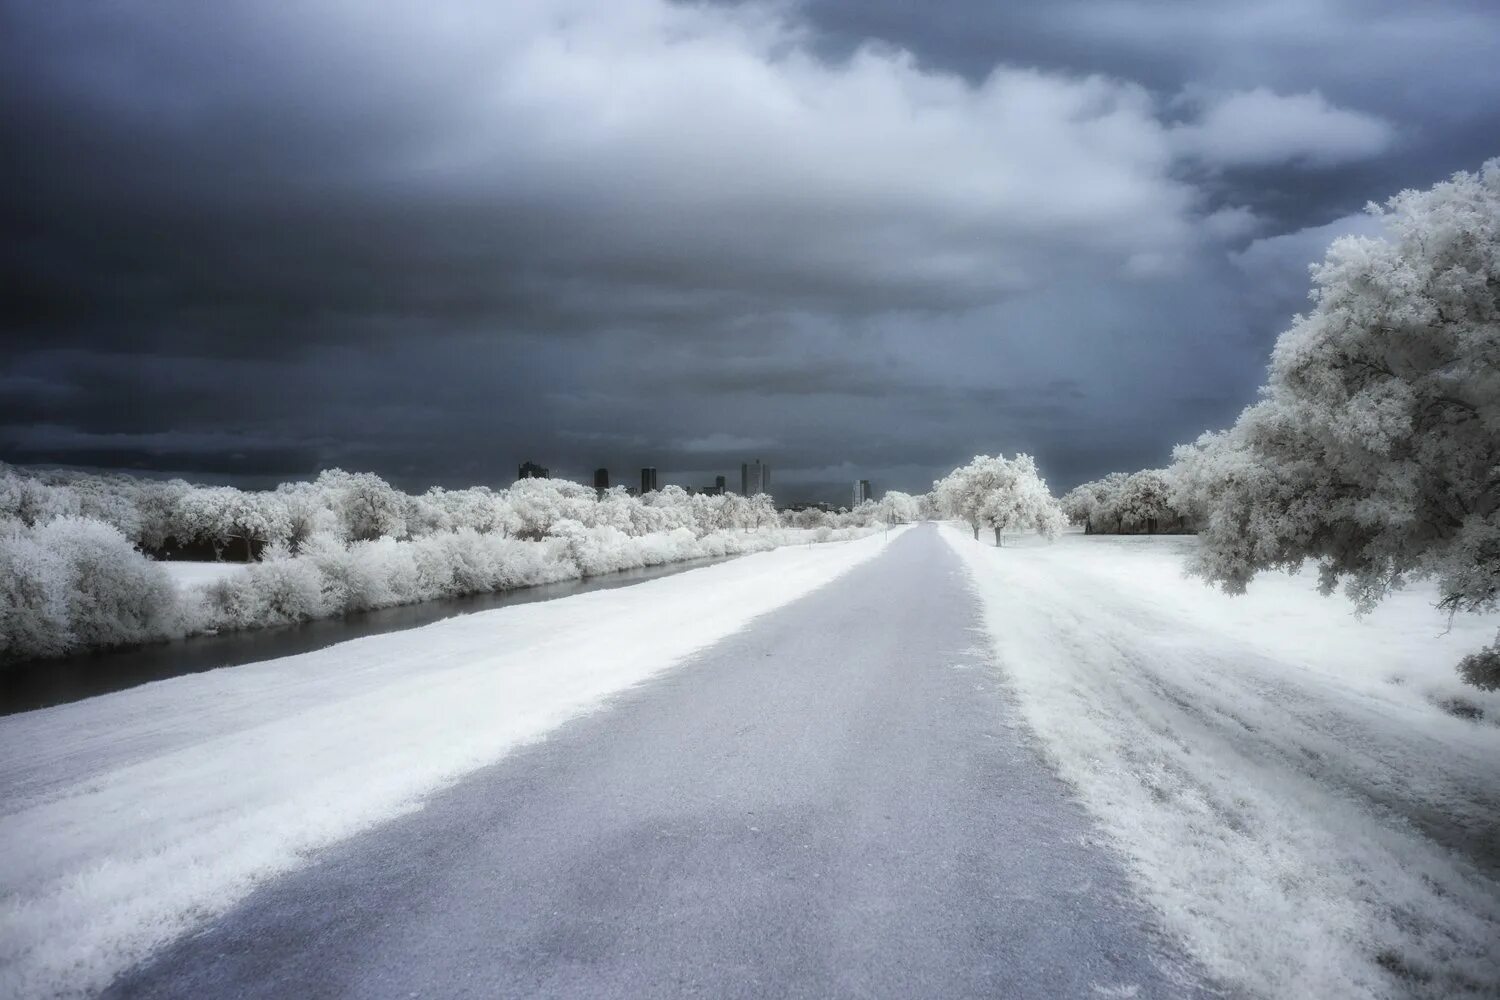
<box><xmin>1061</xmin><ymin>469</ymin><xmax>1190</xmax><ymax>534</ymax></box>
<box><xmin>875</xmin><ymin>491</ymin><xmax>923</xmax><ymax>525</ymax></box>
<box><xmin>194</xmin><ymin>523</ymin><xmax>878</xmax><ymax>633</ymax></box>
<box><xmin>0</xmin><ymin>463</ymin><xmax>826</xmax><ymax>558</ymax></box>
<box><xmin>315</xmin><ymin>469</ymin><xmax>409</xmax><ymax>542</ymax></box>
<box><xmin>0</xmin><ymin>462</ymin><xmax>892</xmax><ymax>662</ymax></box>
<box><xmin>0</xmin><ymin>476</ymin><xmax>81</xmax><ymax>527</ymax></box>
<box><xmin>1171</xmin><ymin>160</ymin><xmax>1500</xmax><ymax>686</ymax></box>
<box><xmin>1457</xmin><ymin>639</ymin><xmax>1500</xmax><ymax>691</ymax></box>
<box><xmin>933</xmin><ymin>454</ymin><xmax>1065</xmax><ymax>545</ymax></box>
<box><xmin>174</xmin><ymin>485</ymin><xmax>291</xmax><ymax>561</ymax></box>
<box><xmin>0</xmin><ymin>517</ymin><xmax>181</xmax><ymax>663</ymax></box>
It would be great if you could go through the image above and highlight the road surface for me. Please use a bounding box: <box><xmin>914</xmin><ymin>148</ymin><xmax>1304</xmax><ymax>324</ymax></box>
<box><xmin>107</xmin><ymin>525</ymin><xmax>1204</xmax><ymax>999</ymax></box>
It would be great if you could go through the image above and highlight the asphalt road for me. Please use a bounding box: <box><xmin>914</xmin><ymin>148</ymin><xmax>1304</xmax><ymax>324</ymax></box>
<box><xmin>108</xmin><ymin>524</ymin><xmax>1205</xmax><ymax>999</ymax></box>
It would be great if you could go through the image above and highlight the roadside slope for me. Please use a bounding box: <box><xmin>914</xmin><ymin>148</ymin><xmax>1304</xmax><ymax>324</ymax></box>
<box><xmin>944</xmin><ymin>524</ymin><xmax>1500</xmax><ymax>999</ymax></box>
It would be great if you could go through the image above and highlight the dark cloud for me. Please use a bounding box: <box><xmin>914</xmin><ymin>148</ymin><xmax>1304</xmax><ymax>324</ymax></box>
<box><xmin>2</xmin><ymin>0</ymin><xmax>1497</xmax><ymax>502</ymax></box>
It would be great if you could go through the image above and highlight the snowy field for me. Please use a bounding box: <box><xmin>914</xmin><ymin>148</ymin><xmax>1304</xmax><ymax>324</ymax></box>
<box><xmin>0</xmin><ymin>529</ymin><xmax>902</xmax><ymax>1000</ymax></box>
<box><xmin>945</xmin><ymin>525</ymin><xmax>1500</xmax><ymax>1000</ymax></box>
<box><xmin>158</xmin><ymin>561</ymin><xmax>247</xmax><ymax>591</ymax></box>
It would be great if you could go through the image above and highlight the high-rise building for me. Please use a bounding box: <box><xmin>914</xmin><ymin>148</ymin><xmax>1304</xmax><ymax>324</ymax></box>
<box><xmin>640</xmin><ymin>467</ymin><xmax>658</xmax><ymax>494</ymax></box>
<box><xmin>715</xmin><ymin>475</ymin><xmax>727</xmax><ymax>493</ymax></box>
<box><xmin>853</xmin><ymin>479</ymin><xmax>872</xmax><ymax>507</ymax></box>
<box><xmin>594</xmin><ymin>468</ymin><xmax>610</xmax><ymax>494</ymax></box>
<box><xmin>740</xmin><ymin>459</ymin><xmax>770</xmax><ymax>498</ymax></box>
<box><xmin>517</xmin><ymin>461</ymin><xmax>549</xmax><ymax>480</ymax></box>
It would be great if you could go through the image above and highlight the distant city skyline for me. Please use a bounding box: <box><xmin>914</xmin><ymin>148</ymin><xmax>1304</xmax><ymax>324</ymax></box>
<box><xmin>555</xmin><ymin>460</ymin><xmax>863</xmax><ymax>504</ymax></box>
<box><xmin>741</xmin><ymin>460</ymin><xmax>771</xmax><ymax>500</ymax></box>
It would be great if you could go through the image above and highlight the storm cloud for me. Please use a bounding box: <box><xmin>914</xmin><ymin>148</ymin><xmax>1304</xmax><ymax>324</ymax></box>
<box><xmin>3</xmin><ymin>0</ymin><xmax>1497</xmax><ymax>501</ymax></box>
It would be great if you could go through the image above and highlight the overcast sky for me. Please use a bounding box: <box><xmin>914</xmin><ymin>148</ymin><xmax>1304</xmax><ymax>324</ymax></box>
<box><xmin>3</xmin><ymin>0</ymin><xmax>1498</xmax><ymax>502</ymax></box>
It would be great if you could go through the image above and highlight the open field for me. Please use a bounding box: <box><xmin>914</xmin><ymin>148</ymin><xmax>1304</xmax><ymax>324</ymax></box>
<box><xmin>949</xmin><ymin>526</ymin><xmax>1500</xmax><ymax>998</ymax></box>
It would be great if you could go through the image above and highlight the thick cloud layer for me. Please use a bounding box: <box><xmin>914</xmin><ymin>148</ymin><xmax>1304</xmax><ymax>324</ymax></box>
<box><xmin>3</xmin><ymin>0</ymin><xmax>1497</xmax><ymax>500</ymax></box>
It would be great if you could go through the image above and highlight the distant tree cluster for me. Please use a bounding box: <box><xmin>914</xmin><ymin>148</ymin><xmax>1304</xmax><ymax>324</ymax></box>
<box><xmin>0</xmin><ymin>465</ymin><xmax>890</xmax><ymax>665</ymax></box>
<box><xmin>1060</xmin><ymin>469</ymin><xmax>1191</xmax><ymax>535</ymax></box>
<box><xmin>932</xmin><ymin>454</ymin><xmax>1066</xmax><ymax>545</ymax></box>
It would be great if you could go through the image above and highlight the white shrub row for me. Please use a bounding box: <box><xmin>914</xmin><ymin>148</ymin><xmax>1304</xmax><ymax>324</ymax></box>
<box><xmin>1</xmin><ymin>515</ymin><xmax>883</xmax><ymax>664</ymax></box>
<box><xmin>198</xmin><ymin>523</ymin><xmax>878</xmax><ymax>631</ymax></box>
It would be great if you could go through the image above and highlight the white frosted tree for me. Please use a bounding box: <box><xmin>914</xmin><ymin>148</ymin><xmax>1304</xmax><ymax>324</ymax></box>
<box><xmin>935</xmin><ymin>454</ymin><xmax>1065</xmax><ymax>545</ymax></box>
<box><xmin>1061</xmin><ymin>472</ymin><xmax>1122</xmax><ymax>534</ymax></box>
<box><xmin>876</xmin><ymin>491</ymin><xmax>922</xmax><ymax>525</ymax></box>
<box><xmin>934</xmin><ymin>456</ymin><xmax>1003</xmax><ymax>539</ymax></box>
<box><xmin>175</xmin><ymin>486</ymin><xmax>290</xmax><ymax>561</ymax></box>
<box><xmin>0</xmin><ymin>469</ymin><xmax>82</xmax><ymax>527</ymax></box>
<box><xmin>1172</xmin><ymin>159</ymin><xmax>1500</xmax><ymax>688</ymax></box>
<box><xmin>1060</xmin><ymin>470</ymin><xmax>1184</xmax><ymax>535</ymax></box>
<box><xmin>134</xmin><ymin>478</ymin><xmax>192</xmax><ymax>552</ymax></box>
<box><xmin>1116</xmin><ymin>469</ymin><xmax>1180</xmax><ymax>534</ymax></box>
<box><xmin>745</xmin><ymin>494</ymin><xmax>779</xmax><ymax>531</ymax></box>
<box><xmin>317</xmin><ymin>470</ymin><xmax>408</xmax><ymax>542</ymax></box>
<box><xmin>583</xmin><ymin>485</ymin><xmax>632</xmax><ymax>534</ymax></box>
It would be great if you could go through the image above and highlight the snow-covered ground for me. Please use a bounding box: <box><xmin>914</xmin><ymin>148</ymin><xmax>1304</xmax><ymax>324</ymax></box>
<box><xmin>158</xmin><ymin>560</ymin><xmax>247</xmax><ymax>591</ymax></box>
<box><xmin>945</xmin><ymin>525</ymin><xmax>1500</xmax><ymax>1000</ymax></box>
<box><xmin>0</xmin><ymin>528</ymin><xmax>903</xmax><ymax>1000</ymax></box>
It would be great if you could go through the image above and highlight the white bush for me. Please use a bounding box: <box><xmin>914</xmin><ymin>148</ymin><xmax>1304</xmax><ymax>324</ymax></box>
<box><xmin>0</xmin><ymin>522</ymin><xmax>73</xmax><ymax>660</ymax></box>
<box><xmin>0</xmin><ymin>517</ymin><xmax>181</xmax><ymax>662</ymax></box>
<box><xmin>33</xmin><ymin>518</ymin><xmax>181</xmax><ymax>651</ymax></box>
<box><xmin>202</xmin><ymin>547</ymin><xmax>328</xmax><ymax>629</ymax></box>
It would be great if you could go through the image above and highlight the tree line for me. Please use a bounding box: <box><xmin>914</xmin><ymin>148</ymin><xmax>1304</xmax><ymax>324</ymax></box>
<box><xmin>0</xmin><ymin>467</ymin><xmax>912</xmax><ymax>665</ymax></box>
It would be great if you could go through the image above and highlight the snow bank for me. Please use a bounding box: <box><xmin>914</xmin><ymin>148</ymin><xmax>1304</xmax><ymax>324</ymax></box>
<box><xmin>158</xmin><ymin>561</ymin><xmax>247</xmax><ymax>591</ymax></box>
<box><xmin>944</xmin><ymin>525</ymin><xmax>1500</xmax><ymax>999</ymax></box>
<box><xmin>0</xmin><ymin>528</ymin><xmax>904</xmax><ymax>999</ymax></box>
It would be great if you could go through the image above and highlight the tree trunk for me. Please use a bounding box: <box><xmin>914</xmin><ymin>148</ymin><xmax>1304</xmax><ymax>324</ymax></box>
<box><xmin>993</xmin><ymin>526</ymin><xmax>1002</xmax><ymax>547</ymax></box>
<box><xmin>971</xmin><ymin>522</ymin><xmax>979</xmax><ymax>540</ymax></box>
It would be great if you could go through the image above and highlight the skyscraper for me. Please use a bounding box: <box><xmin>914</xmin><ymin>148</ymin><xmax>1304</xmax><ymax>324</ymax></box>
<box><xmin>740</xmin><ymin>459</ymin><xmax>770</xmax><ymax>498</ymax></box>
<box><xmin>640</xmin><ymin>467</ymin><xmax>658</xmax><ymax>493</ymax></box>
<box><xmin>594</xmin><ymin>468</ymin><xmax>610</xmax><ymax>494</ymax></box>
<box><xmin>517</xmin><ymin>460</ymin><xmax>549</xmax><ymax>480</ymax></box>
<box><xmin>853</xmin><ymin>479</ymin><xmax>872</xmax><ymax>507</ymax></box>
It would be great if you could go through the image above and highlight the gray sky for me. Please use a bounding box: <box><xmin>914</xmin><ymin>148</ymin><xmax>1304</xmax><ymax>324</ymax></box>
<box><xmin>3</xmin><ymin>0</ymin><xmax>1497</xmax><ymax>502</ymax></box>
